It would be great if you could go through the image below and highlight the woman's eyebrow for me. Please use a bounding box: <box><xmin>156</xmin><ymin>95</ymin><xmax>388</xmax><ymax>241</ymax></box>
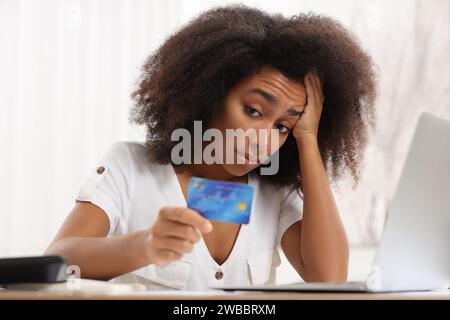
<box><xmin>244</xmin><ymin>88</ymin><xmax>277</xmax><ymax>105</ymax></box>
<box><xmin>286</xmin><ymin>109</ymin><xmax>302</xmax><ymax>116</ymax></box>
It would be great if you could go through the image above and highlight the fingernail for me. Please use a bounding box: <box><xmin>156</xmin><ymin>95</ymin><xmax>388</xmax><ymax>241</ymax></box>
<box><xmin>203</xmin><ymin>222</ymin><xmax>213</xmax><ymax>233</ymax></box>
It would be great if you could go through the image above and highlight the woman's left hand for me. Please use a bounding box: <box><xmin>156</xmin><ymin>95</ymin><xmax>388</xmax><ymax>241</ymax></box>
<box><xmin>292</xmin><ymin>71</ymin><xmax>324</xmax><ymax>141</ymax></box>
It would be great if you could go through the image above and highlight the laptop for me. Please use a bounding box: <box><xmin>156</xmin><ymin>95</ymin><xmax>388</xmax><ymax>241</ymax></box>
<box><xmin>214</xmin><ymin>112</ymin><xmax>450</xmax><ymax>293</ymax></box>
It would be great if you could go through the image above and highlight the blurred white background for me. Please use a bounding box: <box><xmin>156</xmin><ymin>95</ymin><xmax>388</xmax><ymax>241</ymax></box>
<box><xmin>0</xmin><ymin>0</ymin><xmax>448</xmax><ymax>283</ymax></box>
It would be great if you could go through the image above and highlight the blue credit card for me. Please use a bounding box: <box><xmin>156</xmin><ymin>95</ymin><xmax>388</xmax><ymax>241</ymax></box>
<box><xmin>187</xmin><ymin>177</ymin><xmax>255</xmax><ymax>224</ymax></box>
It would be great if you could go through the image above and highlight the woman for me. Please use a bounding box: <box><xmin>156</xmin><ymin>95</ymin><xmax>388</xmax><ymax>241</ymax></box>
<box><xmin>45</xmin><ymin>5</ymin><xmax>377</xmax><ymax>290</ymax></box>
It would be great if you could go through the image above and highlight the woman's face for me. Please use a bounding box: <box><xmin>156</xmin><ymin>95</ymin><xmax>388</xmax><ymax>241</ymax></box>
<box><xmin>210</xmin><ymin>67</ymin><xmax>307</xmax><ymax>177</ymax></box>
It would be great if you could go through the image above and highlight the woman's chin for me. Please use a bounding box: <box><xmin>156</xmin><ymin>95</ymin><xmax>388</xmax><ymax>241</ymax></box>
<box><xmin>222</xmin><ymin>163</ymin><xmax>260</xmax><ymax>177</ymax></box>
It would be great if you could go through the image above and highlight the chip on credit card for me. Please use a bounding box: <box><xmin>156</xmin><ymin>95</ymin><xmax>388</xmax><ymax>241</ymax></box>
<box><xmin>186</xmin><ymin>177</ymin><xmax>255</xmax><ymax>224</ymax></box>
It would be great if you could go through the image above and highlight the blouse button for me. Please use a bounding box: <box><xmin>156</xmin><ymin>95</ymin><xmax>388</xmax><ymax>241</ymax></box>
<box><xmin>215</xmin><ymin>271</ymin><xmax>224</xmax><ymax>280</ymax></box>
<box><xmin>96</xmin><ymin>166</ymin><xmax>105</xmax><ymax>174</ymax></box>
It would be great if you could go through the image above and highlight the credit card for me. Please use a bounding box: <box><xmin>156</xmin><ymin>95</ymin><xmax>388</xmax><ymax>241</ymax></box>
<box><xmin>186</xmin><ymin>177</ymin><xmax>255</xmax><ymax>224</ymax></box>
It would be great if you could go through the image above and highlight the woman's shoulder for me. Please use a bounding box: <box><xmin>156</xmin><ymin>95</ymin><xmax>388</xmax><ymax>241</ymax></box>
<box><xmin>101</xmin><ymin>140</ymin><xmax>158</xmax><ymax>168</ymax></box>
<box><xmin>104</xmin><ymin>140</ymin><xmax>148</xmax><ymax>159</ymax></box>
<box><xmin>97</xmin><ymin>140</ymin><xmax>173</xmax><ymax>184</ymax></box>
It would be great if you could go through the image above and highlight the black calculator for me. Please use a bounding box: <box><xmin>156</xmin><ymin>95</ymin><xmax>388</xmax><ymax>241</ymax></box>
<box><xmin>0</xmin><ymin>255</ymin><xmax>68</xmax><ymax>285</ymax></box>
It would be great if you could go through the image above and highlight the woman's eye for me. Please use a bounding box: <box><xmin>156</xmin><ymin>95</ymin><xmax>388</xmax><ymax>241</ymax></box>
<box><xmin>244</xmin><ymin>105</ymin><xmax>262</xmax><ymax>117</ymax></box>
<box><xmin>277</xmin><ymin>124</ymin><xmax>290</xmax><ymax>134</ymax></box>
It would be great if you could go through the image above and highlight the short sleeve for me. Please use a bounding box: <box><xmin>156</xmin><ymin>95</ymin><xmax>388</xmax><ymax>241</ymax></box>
<box><xmin>75</xmin><ymin>142</ymin><xmax>135</xmax><ymax>236</ymax></box>
<box><xmin>276</xmin><ymin>187</ymin><xmax>304</xmax><ymax>247</ymax></box>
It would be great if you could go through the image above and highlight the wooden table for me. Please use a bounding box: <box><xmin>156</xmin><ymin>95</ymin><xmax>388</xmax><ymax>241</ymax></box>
<box><xmin>1</xmin><ymin>289</ymin><xmax>449</xmax><ymax>300</ymax></box>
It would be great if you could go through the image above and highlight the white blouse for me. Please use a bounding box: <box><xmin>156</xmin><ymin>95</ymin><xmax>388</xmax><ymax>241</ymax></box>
<box><xmin>76</xmin><ymin>141</ymin><xmax>304</xmax><ymax>291</ymax></box>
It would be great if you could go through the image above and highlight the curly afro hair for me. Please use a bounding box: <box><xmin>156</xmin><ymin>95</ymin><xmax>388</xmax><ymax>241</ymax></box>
<box><xmin>130</xmin><ymin>4</ymin><xmax>377</xmax><ymax>193</ymax></box>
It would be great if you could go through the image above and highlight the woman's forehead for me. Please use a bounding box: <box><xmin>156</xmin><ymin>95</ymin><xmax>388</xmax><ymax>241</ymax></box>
<box><xmin>237</xmin><ymin>68</ymin><xmax>307</xmax><ymax>105</ymax></box>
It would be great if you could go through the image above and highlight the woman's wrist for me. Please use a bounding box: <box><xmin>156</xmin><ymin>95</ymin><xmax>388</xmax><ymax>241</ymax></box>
<box><xmin>295</xmin><ymin>133</ymin><xmax>318</xmax><ymax>149</ymax></box>
<box><xmin>122</xmin><ymin>229</ymin><xmax>154</xmax><ymax>267</ymax></box>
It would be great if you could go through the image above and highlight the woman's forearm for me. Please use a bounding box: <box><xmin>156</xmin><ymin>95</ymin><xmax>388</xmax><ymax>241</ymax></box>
<box><xmin>297</xmin><ymin>134</ymin><xmax>349</xmax><ymax>282</ymax></box>
<box><xmin>44</xmin><ymin>230</ymin><xmax>151</xmax><ymax>281</ymax></box>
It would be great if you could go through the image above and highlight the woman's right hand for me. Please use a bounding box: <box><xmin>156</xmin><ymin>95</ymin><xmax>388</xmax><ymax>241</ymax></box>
<box><xmin>144</xmin><ymin>206</ymin><xmax>213</xmax><ymax>267</ymax></box>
